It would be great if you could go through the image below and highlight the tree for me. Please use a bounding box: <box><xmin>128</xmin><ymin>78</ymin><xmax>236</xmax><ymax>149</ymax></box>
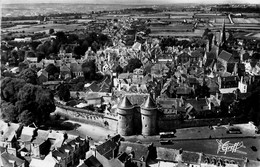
<box><xmin>45</xmin><ymin>64</ymin><xmax>60</xmax><ymax>78</ymax></box>
<box><xmin>56</xmin><ymin>31</ymin><xmax>67</xmax><ymax>44</ymax></box>
<box><xmin>1</xmin><ymin>77</ymin><xmax>26</xmax><ymax>104</ymax></box>
<box><xmin>91</xmin><ymin>41</ymin><xmax>99</xmax><ymax>52</ymax></box>
<box><xmin>36</xmin><ymin>51</ymin><xmax>45</xmax><ymax>62</ymax></box>
<box><xmin>30</xmin><ymin>41</ymin><xmax>41</xmax><ymax>51</ymax></box>
<box><xmin>115</xmin><ymin>65</ymin><xmax>123</xmax><ymax>74</ymax></box>
<box><xmin>10</xmin><ymin>50</ymin><xmax>19</xmax><ymax>66</ymax></box>
<box><xmin>49</xmin><ymin>28</ymin><xmax>54</xmax><ymax>35</ymax></box>
<box><xmin>16</xmin><ymin>84</ymin><xmax>55</xmax><ymax>125</ymax></box>
<box><xmin>82</xmin><ymin>60</ymin><xmax>97</xmax><ymax>81</ymax></box>
<box><xmin>17</xmin><ymin>49</ymin><xmax>25</xmax><ymax>62</ymax></box>
<box><xmin>124</xmin><ymin>58</ymin><xmax>143</xmax><ymax>72</ymax></box>
<box><xmin>74</xmin><ymin>82</ymin><xmax>85</xmax><ymax>91</ymax></box>
<box><xmin>1</xmin><ymin>78</ymin><xmax>56</xmax><ymax>125</ymax></box>
<box><xmin>18</xmin><ymin>62</ymin><xmax>29</xmax><ymax>72</ymax></box>
<box><xmin>145</xmin><ymin>28</ymin><xmax>151</xmax><ymax>35</ymax></box>
<box><xmin>34</xmin><ymin>86</ymin><xmax>56</xmax><ymax>124</ymax></box>
<box><xmin>1</xmin><ymin>101</ymin><xmax>17</xmax><ymax>122</ymax></box>
<box><xmin>17</xmin><ymin>110</ymin><xmax>35</xmax><ymax>125</ymax></box>
<box><xmin>57</xmin><ymin>84</ymin><xmax>71</xmax><ymax>102</ymax></box>
<box><xmin>19</xmin><ymin>68</ymin><xmax>38</xmax><ymax>85</ymax></box>
<box><xmin>195</xmin><ymin>84</ymin><xmax>210</xmax><ymax>98</ymax></box>
<box><xmin>67</xmin><ymin>34</ymin><xmax>78</xmax><ymax>43</ymax></box>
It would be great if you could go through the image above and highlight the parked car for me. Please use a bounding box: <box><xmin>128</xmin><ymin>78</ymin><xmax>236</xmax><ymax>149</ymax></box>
<box><xmin>226</xmin><ymin>127</ymin><xmax>242</xmax><ymax>134</ymax></box>
<box><xmin>160</xmin><ymin>139</ymin><xmax>174</xmax><ymax>145</ymax></box>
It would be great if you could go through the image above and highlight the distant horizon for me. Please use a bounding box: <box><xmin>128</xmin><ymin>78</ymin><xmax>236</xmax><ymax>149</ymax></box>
<box><xmin>2</xmin><ymin>0</ymin><xmax>260</xmax><ymax>5</ymax></box>
<box><xmin>3</xmin><ymin>2</ymin><xmax>259</xmax><ymax>5</ymax></box>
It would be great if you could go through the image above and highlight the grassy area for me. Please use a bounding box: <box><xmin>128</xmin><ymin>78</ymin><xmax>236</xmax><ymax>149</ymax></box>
<box><xmin>2</xmin><ymin>23</ymin><xmax>86</xmax><ymax>33</ymax></box>
<box><xmin>233</xmin><ymin>18</ymin><xmax>260</xmax><ymax>24</ymax></box>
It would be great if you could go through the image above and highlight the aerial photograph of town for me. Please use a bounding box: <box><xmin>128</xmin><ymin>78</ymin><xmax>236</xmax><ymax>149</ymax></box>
<box><xmin>1</xmin><ymin>0</ymin><xmax>260</xmax><ymax>166</ymax></box>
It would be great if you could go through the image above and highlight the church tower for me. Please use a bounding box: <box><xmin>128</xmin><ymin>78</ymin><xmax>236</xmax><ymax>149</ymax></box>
<box><xmin>140</xmin><ymin>96</ymin><xmax>158</xmax><ymax>136</ymax></box>
<box><xmin>117</xmin><ymin>96</ymin><xmax>134</xmax><ymax>136</ymax></box>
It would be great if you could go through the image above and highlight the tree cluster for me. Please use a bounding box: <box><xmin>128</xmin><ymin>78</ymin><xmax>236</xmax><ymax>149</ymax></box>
<box><xmin>82</xmin><ymin>60</ymin><xmax>97</xmax><ymax>81</ymax></box>
<box><xmin>160</xmin><ymin>38</ymin><xmax>206</xmax><ymax>51</ymax></box>
<box><xmin>1</xmin><ymin>77</ymin><xmax>56</xmax><ymax>125</ymax></box>
<box><xmin>124</xmin><ymin>58</ymin><xmax>143</xmax><ymax>73</ymax></box>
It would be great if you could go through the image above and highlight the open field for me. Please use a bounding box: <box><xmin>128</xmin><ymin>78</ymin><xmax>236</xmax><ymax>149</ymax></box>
<box><xmin>214</xmin><ymin>18</ymin><xmax>231</xmax><ymax>24</ymax></box>
<box><xmin>149</xmin><ymin>29</ymin><xmax>204</xmax><ymax>37</ymax></box>
<box><xmin>2</xmin><ymin>23</ymin><xmax>86</xmax><ymax>33</ymax></box>
<box><xmin>232</xmin><ymin>18</ymin><xmax>260</xmax><ymax>24</ymax></box>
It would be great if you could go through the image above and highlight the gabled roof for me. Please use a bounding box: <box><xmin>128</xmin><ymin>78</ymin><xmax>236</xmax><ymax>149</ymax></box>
<box><xmin>207</xmin><ymin>79</ymin><xmax>219</xmax><ymax>93</ymax></box>
<box><xmin>119</xmin><ymin>141</ymin><xmax>150</xmax><ymax>161</ymax></box>
<box><xmin>191</xmin><ymin>50</ymin><xmax>203</xmax><ymax>58</ymax></box>
<box><xmin>31</xmin><ymin>129</ymin><xmax>49</xmax><ymax>144</ymax></box>
<box><xmin>181</xmin><ymin>151</ymin><xmax>201</xmax><ymax>164</ymax></box>
<box><xmin>206</xmin><ymin>51</ymin><xmax>216</xmax><ymax>60</ymax></box>
<box><xmin>0</xmin><ymin>121</ymin><xmax>20</xmax><ymax>142</ymax></box>
<box><xmin>117</xmin><ymin>152</ymin><xmax>128</xmax><ymax>163</ymax></box>
<box><xmin>18</xmin><ymin>126</ymin><xmax>35</xmax><ymax>143</ymax></box>
<box><xmin>37</xmin><ymin>69</ymin><xmax>48</xmax><ymax>78</ymax></box>
<box><xmin>1</xmin><ymin>152</ymin><xmax>25</xmax><ymax>167</ymax></box>
<box><xmin>60</xmin><ymin>65</ymin><xmax>70</xmax><ymax>72</ymax></box>
<box><xmin>132</xmin><ymin>42</ymin><xmax>141</xmax><ymax>51</ymax></box>
<box><xmin>70</xmin><ymin>63</ymin><xmax>82</xmax><ymax>72</ymax></box>
<box><xmin>156</xmin><ymin>147</ymin><xmax>179</xmax><ymax>162</ymax></box>
<box><xmin>185</xmin><ymin>98</ymin><xmax>209</xmax><ymax>111</ymax></box>
<box><xmin>52</xmin><ymin>149</ymin><xmax>67</xmax><ymax>159</ymax></box>
<box><xmin>82</xmin><ymin>155</ymin><xmax>102</xmax><ymax>167</ymax></box>
<box><xmin>218</xmin><ymin>50</ymin><xmax>233</xmax><ymax>62</ymax></box>
<box><xmin>96</xmin><ymin>140</ymin><xmax>117</xmax><ymax>160</ymax></box>
<box><xmin>85</xmin><ymin>82</ymin><xmax>100</xmax><ymax>92</ymax></box>
<box><xmin>141</xmin><ymin>96</ymin><xmax>157</xmax><ymax>110</ymax></box>
<box><xmin>176</xmin><ymin>86</ymin><xmax>193</xmax><ymax>95</ymax></box>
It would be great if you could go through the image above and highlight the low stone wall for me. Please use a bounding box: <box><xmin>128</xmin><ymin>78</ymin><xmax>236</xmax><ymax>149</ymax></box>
<box><xmin>56</xmin><ymin>110</ymin><xmax>105</xmax><ymax>127</ymax></box>
<box><xmin>55</xmin><ymin>103</ymin><xmax>118</xmax><ymax>131</ymax></box>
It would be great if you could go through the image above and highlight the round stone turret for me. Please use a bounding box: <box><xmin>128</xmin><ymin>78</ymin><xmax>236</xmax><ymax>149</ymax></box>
<box><xmin>140</xmin><ymin>96</ymin><xmax>157</xmax><ymax>136</ymax></box>
<box><xmin>117</xmin><ymin>96</ymin><xmax>134</xmax><ymax>136</ymax></box>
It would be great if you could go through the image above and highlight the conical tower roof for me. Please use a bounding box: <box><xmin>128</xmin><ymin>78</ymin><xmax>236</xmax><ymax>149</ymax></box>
<box><xmin>117</xmin><ymin>96</ymin><xmax>133</xmax><ymax>110</ymax></box>
<box><xmin>141</xmin><ymin>96</ymin><xmax>157</xmax><ymax>110</ymax></box>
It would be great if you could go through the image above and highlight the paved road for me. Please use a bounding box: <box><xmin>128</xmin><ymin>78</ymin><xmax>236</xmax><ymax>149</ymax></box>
<box><xmin>55</xmin><ymin>105</ymin><xmax>260</xmax><ymax>161</ymax></box>
<box><xmin>62</xmin><ymin>119</ymin><xmax>260</xmax><ymax>161</ymax></box>
<box><xmin>142</xmin><ymin>137</ymin><xmax>260</xmax><ymax>161</ymax></box>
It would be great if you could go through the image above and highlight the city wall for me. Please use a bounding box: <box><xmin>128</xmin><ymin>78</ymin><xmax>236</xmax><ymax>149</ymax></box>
<box><xmin>55</xmin><ymin>103</ymin><xmax>246</xmax><ymax>134</ymax></box>
<box><xmin>55</xmin><ymin>103</ymin><xmax>118</xmax><ymax>131</ymax></box>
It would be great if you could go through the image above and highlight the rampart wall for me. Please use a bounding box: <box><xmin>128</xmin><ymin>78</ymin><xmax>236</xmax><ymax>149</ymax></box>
<box><xmin>55</xmin><ymin>103</ymin><xmax>247</xmax><ymax>134</ymax></box>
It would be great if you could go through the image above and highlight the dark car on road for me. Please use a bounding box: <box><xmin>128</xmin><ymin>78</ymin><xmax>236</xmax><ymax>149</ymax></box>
<box><xmin>226</xmin><ymin>127</ymin><xmax>242</xmax><ymax>134</ymax></box>
<box><xmin>160</xmin><ymin>139</ymin><xmax>174</xmax><ymax>145</ymax></box>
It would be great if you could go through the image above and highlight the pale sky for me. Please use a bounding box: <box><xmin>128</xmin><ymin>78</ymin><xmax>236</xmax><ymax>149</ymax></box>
<box><xmin>2</xmin><ymin>0</ymin><xmax>260</xmax><ymax>4</ymax></box>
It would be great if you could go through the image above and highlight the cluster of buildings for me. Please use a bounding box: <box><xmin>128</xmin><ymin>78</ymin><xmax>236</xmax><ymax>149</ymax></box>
<box><xmin>1</xmin><ymin>5</ymin><xmax>260</xmax><ymax>167</ymax></box>
<box><xmin>2</xmin><ymin>119</ymin><xmax>258</xmax><ymax>167</ymax></box>
<box><xmin>4</xmin><ymin>13</ymin><xmax>260</xmax><ymax>136</ymax></box>
<box><xmin>0</xmin><ymin>120</ymin><xmax>89</xmax><ymax>167</ymax></box>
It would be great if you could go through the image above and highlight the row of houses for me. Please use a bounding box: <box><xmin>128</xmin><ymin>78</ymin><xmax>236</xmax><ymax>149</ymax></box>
<box><xmin>77</xmin><ymin>134</ymin><xmax>256</xmax><ymax>167</ymax></box>
<box><xmin>0</xmin><ymin>121</ymin><xmax>89</xmax><ymax>167</ymax></box>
